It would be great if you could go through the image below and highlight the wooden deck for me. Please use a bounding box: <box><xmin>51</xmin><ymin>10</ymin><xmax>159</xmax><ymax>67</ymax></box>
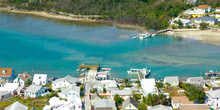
<box><xmin>78</xmin><ymin>63</ymin><xmax>100</xmax><ymax>71</ymax></box>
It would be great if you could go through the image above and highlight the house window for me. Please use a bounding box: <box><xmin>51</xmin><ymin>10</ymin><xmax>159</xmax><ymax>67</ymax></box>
<box><xmin>129</xmin><ymin>104</ymin><xmax>131</xmax><ymax>108</ymax></box>
<box><xmin>39</xmin><ymin>77</ymin><xmax>41</xmax><ymax>79</ymax></box>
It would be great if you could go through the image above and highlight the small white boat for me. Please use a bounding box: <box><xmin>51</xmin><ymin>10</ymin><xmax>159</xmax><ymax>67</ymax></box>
<box><xmin>168</xmin><ymin>30</ymin><xmax>174</xmax><ymax>34</ymax></box>
<box><xmin>151</xmin><ymin>34</ymin><xmax>156</xmax><ymax>37</ymax></box>
<box><xmin>76</xmin><ymin>69</ymin><xmax>80</xmax><ymax>72</ymax></box>
<box><xmin>81</xmin><ymin>68</ymin><xmax>86</xmax><ymax>72</ymax></box>
<box><xmin>102</xmin><ymin>68</ymin><xmax>112</xmax><ymax>71</ymax></box>
<box><xmin>131</xmin><ymin>36</ymin><xmax>137</xmax><ymax>39</ymax></box>
<box><xmin>138</xmin><ymin>33</ymin><xmax>151</xmax><ymax>40</ymax></box>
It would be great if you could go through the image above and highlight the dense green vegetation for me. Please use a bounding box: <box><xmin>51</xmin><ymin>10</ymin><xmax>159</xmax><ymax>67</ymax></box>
<box><xmin>180</xmin><ymin>82</ymin><xmax>206</xmax><ymax>103</ymax></box>
<box><xmin>143</xmin><ymin>93</ymin><xmax>170</xmax><ymax>106</ymax></box>
<box><xmin>2</xmin><ymin>0</ymin><xmax>219</xmax><ymax>29</ymax></box>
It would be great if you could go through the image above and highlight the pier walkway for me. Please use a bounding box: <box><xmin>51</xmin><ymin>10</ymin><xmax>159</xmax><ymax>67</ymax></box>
<box><xmin>137</xmin><ymin>71</ymin><xmax>145</xmax><ymax>80</ymax></box>
<box><xmin>156</xmin><ymin>29</ymin><xmax>170</xmax><ymax>34</ymax></box>
<box><xmin>78</xmin><ymin>63</ymin><xmax>100</xmax><ymax>71</ymax></box>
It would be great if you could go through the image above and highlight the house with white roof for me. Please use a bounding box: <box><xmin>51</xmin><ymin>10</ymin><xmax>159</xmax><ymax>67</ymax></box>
<box><xmin>111</xmin><ymin>89</ymin><xmax>132</xmax><ymax>100</ymax></box>
<box><xmin>194</xmin><ymin>17</ymin><xmax>218</xmax><ymax>26</ymax></box>
<box><xmin>0</xmin><ymin>83</ymin><xmax>19</xmax><ymax>95</ymax></box>
<box><xmin>0</xmin><ymin>91</ymin><xmax>12</xmax><ymax>100</ymax></box>
<box><xmin>32</xmin><ymin>74</ymin><xmax>48</xmax><ymax>86</ymax></box>
<box><xmin>101</xmin><ymin>80</ymin><xmax>117</xmax><ymax>88</ymax></box>
<box><xmin>58</xmin><ymin>85</ymin><xmax>80</xmax><ymax>100</ymax></box>
<box><xmin>171</xmin><ymin>18</ymin><xmax>193</xmax><ymax>27</ymax></box>
<box><xmin>13</xmin><ymin>72</ymin><xmax>31</xmax><ymax>87</ymax></box>
<box><xmin>94</xmin><ymin>99</ymin><xmax>117</xmax><ymax>110</ymax></box>
<box><xmin>24</xmin><ymin>85</ymin><xmax>49</xmax><ymax>98</ymax></box>
<box><xmin>5</xmin><ymin>101</ymin><xmax>28</xmax><ymax>110</ymax></box>
<box><xmin>205</xmin><ymin>89</ymin><xmax>220</xmax><ymax>109</ymax></box>
<box><xmin>164</xmin><ymin>76</ymin><xmax>179</xmax><ymax>86</ymax></box>
<box><xmin>97</xmin><ymin>71</ymin><xmax>109</xmax><ymax>80</ymax></box>
<box><xmin>148</xmin><ymin>104</ymin><xmax>172</xmax><ymax>110</ymax></box>
<box><xmin>91</xmin><ymin>82</ymin><xmax>104</xmax><ymax>93</ymax></box>
<box><xmin>52</xmin><ymin>75</ymin><xmax>78</xmax><ymax>91</ymax></box>
<box><xmin>186</xmin><ymin>77</ymin><xmax>205</xmax><ymax>87</ymax></box>
<box><xmin>141</xmin><ymin>78</ymin><xmax>156</xmax><ymax>96</ymax></box>
<box><xmin>44</xmin><ymin>96</ymin><xmax>82</xmax><ymax>110</ymax></box>
<box><xmin>0</xmin><ymin>68</ymin><xmax>16</xmax><ymax>83</ymax></box>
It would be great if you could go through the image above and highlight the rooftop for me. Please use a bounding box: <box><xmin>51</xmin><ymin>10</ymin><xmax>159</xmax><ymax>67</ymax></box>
<box><xmin>194</xmin><ymin>5</ymin><xmax>212</xmax><ymax>9</ymax></box>
<box><xmin>122</xmin><ymin>97</ymin><xmax>138</xmax><ymax>109</ymax></box>
<box><xmin>25</xmin><ymin>85</ymin><xmax>43</xmax><ymax>93</ymax></box>
<box><xmin>94</xmin><ymin>99</ymin><xmax>116</xmax><ymax>110</ymax></box>
<box><xmin>19</xmin><ymin>72</ymin><xmax>31</xmax><ymax>82</ymax></box>
<box><xmin>148</xmin><ymin>104</ymin><xmax>173</xmax><ymax>110</ymax></box>
<box><xmin>53</xmin><ymin>75</ymin><xmax>78</xmax><ymax>84</ymax></box>
<box><xmin>180</xmin><ymin>104</ymin><xmax>210</xmax><ymax>110</ymax></box>
<box><xmin>172</xmin><ymin>96</ymin><xmax>194</xmax><ymax>104</ymax></box>
<box><xmin>5</xmin><ymin>101</ymin><xmax>28</xmax><ymax>110</ymax></box>
<box><xmin>164</xmin><ymin>76</ymin><xmax>179</xmax><ymax>83</ymax></box>
<box><xmin>194</xmin><ymin>17</ymin><xmax>218</xmax><ymax>21</ymax></box>
<box><xmin>60</xmin><ymin>85</ymin><xmax>80</xmax><ymax>94</ymax></box>
<box><xmin>0</xmin><ymin>68</ymin><xmax>13</xmax><ymax>77</ymax></box>
<box><xmin>111</xmin><ymin>89</ymin><xmax>132</xmax><ymax>96</ymax></box>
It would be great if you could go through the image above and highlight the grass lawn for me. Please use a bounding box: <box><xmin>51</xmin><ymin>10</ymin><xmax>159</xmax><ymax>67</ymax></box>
<box><xmin>0</xmin><ymin>96</ymin><xmax>49</xmax><ymax>110</ymax></box>
<box><xmin>162</xmin><ymin>86</ymin><xmax>185</xmax><ymax>97</ymax></box>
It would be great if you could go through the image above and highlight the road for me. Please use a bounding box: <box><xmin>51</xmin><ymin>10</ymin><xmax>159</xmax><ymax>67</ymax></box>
<box><xmin>84</xmin><ymin>75</ymin><xmax>96</xmax><ymax>110</ymax></box>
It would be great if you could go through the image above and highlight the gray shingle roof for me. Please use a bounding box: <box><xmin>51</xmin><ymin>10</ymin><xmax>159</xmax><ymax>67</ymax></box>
<box><xmin>0</xmin><ymin>91</ymin><xmax>10</xmax><ymax>96</ymax></box>
<box><xmin>207</xmin><ymin>89</ymin><xmax>220</xmax><ymax>98</ymax></box>
<box><xmin>60</xmin><ymin>85</ymin><xmax>80</xmax><ymax>94</ymax></box>
<box><xmin>91</xmin><ymin>92</ymin><xmax>101</xmax><ymax>101</ymax></box>
<box><xmin>148</xmin><ymin>105</ymin><xmax>172</xmax><ymax>110</ymax></box>
<box><xmin>25</xmin><ymin>85</ymin><xmax>43</xmax><ymax>93</ymax></box>
<box><xmin>187</xmin><ymin>77</ymin><xmax>205</xmax><ymax>85</ymax></box>
<box><xmin>53</xmin><ymin>75</ymin><xmax>78</xmax><ymax>84</ymax></box>
<box><xmin>164</xmin><ymin>76</ymin><xmax>179</xmax><ymax>83</ymax></box>
<box><xmin>94</xmin><ymin>99</ymin><xmax>116</xmax><ymax>110</ymax></box>
<box><xmin>122</xmin><ymin>97</ymin><xmax>138</xmax><ymax>109</ymax></box>
<box><xmin>5</xmin><ymin>101</ymin><xmax>28</xmax><ymax>110</ymax></box>
<box><xmin>195</xmin><ymin>17</ymin><xmax>218</xmax><ymax>21</ymax></box>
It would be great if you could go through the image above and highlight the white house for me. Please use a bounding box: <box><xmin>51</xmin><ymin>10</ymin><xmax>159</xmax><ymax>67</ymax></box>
<box><xmin>141</xmin><ymin>78</ymin><xmax>156</xmax><ymax>96</ymax></box>
<box><xmin>91</xmin><ymin>82</ymin><xmax>104</xmax><ymax>93</ymax></box>
<box><xmin>186</xmin><ymin>77</ymin><xmax>206</xmax><ymax>87</ymax></box>
<box><xmin>32</xmin><ymin>74</ymin><xmax>48</xmax><ymax>86</ymax></box>
<box><xmin>0</xmin><ymin>91</ymin><xmax>12</xmax><ymax>100</ymax></box>
<box><xmin>193</xmin><ymin>5</ymin><xmax>212</xmax><ymax>13</ymax></box>
<box><xmin>0</xmin><ymin>68</ymin><xmax>16</xmax><ymax>83</ymax></box>
<box><xmin>52</xmin><ymin>75</ymin><xmax>78</xmax><ymax>91</ymax></box>
<box><xmin>101</xmin><ymin>80</ymin><xmax>117</xmax><ymax>88</ymax></box>
<box><xmin>171</xmin><ymin>18</ymin><xmax>193</xmax><ymax>27</ymax></box>
<box><xmin>97</xmin><ymin>71</ymin><xmax>109</xmax><ymax>80</ymax></box>
<box><xmin>216</xmin><ymin>7</ymin><xmax>220</xmax><ymax>13</ymax></box>
<box><xmin>58</xmin><ymin>85</ymin><xmax>80</xmax><ymax>100</ymax></box>
<box><xmin>0</xmin><ymin>83</ymin><xmax>19</xmax><ymax>95</ymax></box>
<box><xmin>194</xmin><ymin>17</ymin><xmax>218</xmax><ymax>26</ymax></box>
<box><xmin>13</xmin><ymin>72</ymin><xmax>31</xmax><ymax>87</ymax></box>
<box><xmin>24</xmin><ymin>85</ymin><xmax>48</xmax><ymax>98</ymax></box>
<box><xmin>122</xmin><ymin>96</ymin><xmax>138</xmax><ymax>110</ymax></box>
<box><xmin>164</xmin><ymin>76</ymin><xmax>179</xmax><ymax>86</ymax></box>
<box><xmin>205</xmin><ymin>89</ymin><xmax>220</xmax><ymax>109</ymax></box>
<box><xmin>5</xmin><ymin>101</ymin><xmax>28</xmax><ymax>110</ymax></box>
<box><xmin>44</xmin><ymin>96</ymin><xmax>82</xmax><ymax>110</ymax></box>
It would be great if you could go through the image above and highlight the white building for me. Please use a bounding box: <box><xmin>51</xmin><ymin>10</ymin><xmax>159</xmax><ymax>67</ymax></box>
<box><xmin>0</xmin><ymin>83</ymin><xmax>19</xmax><ymax>95</ymax></box>
<box><xmin>24</xmin><ymin>85</ymin><xmax>48</xmax><ymax>98</ymax></box>
<box><xmin>13</xmin><ymin>72</ymin><xmax>31</xmax><ymax>87</ymax></box>
<box><xmin>194</xmin><ymin>17</ymin><xmax>218</xmax><ymax>26</ymax></box>
<box><xmin>111</xmin><ymin>89</ymin><xmax>132</xmax><ymax>100</ymax></box>
<box><xmin>186</xmin><ymin>77</ymin><xmax>206</xmax><ymax>87</ymax></box>
<box><xmin>44</xmin><ymin>96</ymin><xmax>82</xmax><ymax>110</ymax></box>
<box><xmin>193</xmin><ymin>5</ymin><xmax>212</xmax><ymax>13</ymax></box>
<box><xmin>122</xmin><ymin>97</ymin><xmax>139</xmax><ymax>110</ymax></box>
<box><xmin>52</xmin><ymin>75</ymin><xmax>78</xmax><ymax>91</ymax></box>
<box><xmin>171</xmin><ymin>18</ymin><xmax>193</xmax><ymax>27</ymax></box>
<box><xmin>101</xmin><ymin>80</ymin><xmax>117</xmax><ymax>88</ymax></box>
<box><xmin>32</xmin><ymin>74</ymin><xmax>48</xmax><ymax>86</ymax></box>
<box><xmin>141</xmin><ymin>78</ymin><xmax>156</xmax><ymax>95</ymax></box>
<box><xmin>5</xmin><ymin>101</ymin><xmax>28</xmax><ymax>110</ymax></box>
<box><xmin>96</xmin><ymin>71</ymin><xmax>109</xmax><ymax>80</ymax></box>
<box><xmin>164</xmin><ymin>76</ymin><xmax>179</xmax><ymax>86</ymax></box>
<box><xmin>58</xmin><ymin>85</ymin><xmax>80</xmax><ymax>100</ymax></box>
<box><xmin>216</xmin><ymin>7</ymin><xmax>220</xmax><ymax>13</ymax></box>
<box><xmin>206</xmin><ymin>89</ymin><xmax>220</xmax><ymax>109</ymax></box>
<box><xmin>172</xmin><ymin>96</ymin><xmax>193</xmax><ymax>109</ymax></box>
<box><xmin>94</xmin><ymin>99</ymin><xmax>117</xmax><ymax>110</ymax></box>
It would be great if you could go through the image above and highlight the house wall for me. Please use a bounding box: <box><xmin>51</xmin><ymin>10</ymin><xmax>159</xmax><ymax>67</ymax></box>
<box><xmin>25</xmin><ymin>88</ymin><xmax>46</xmax><ymax>98</ymax></box>
<box><xmin>0</xmin><ymin>93</ymin><xmax>12</xmax><ymax>100</ymax></box>
<box><xmin>123</xmin><ymin>104</ymin><xmax>138</xmax><ymax>110</ymax></box>
<box><xmin>52</xmin><ymin>81</ymin><xmax>72</xmax><ymax>91</ymax></box>
<box><xmin>206</xmin><ymin>94</ymin><xmax>220</xmax><ymax>109</ymax></box>
<box><xmin>13</xmin><ymin>77</ymin><xmax>25</xmax><ymax>87</ymax></box>
<box><xmin>194</xmin><ymin>20</ymin><xmax>217</xmax><ymax>25</ymax></box>
<box><xmin>59</xmin><ymin>90</ymin><xmax>79</xmax><ymax>99</ymax></box>
<box><xmin>216</xmin><ymin>9</ymin><xmax>220</xmax><ymax>13</ymax></box>
<box><xmin>172</xmin><ymin>102</ymin><xmax>181</xmax><ymax>109</ymax></box>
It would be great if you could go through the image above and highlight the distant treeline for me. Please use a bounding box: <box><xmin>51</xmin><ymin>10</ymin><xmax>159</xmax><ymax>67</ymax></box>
<box><xmin>2</xmin><ymin>0</ymin><xmax>220</xmax><ymax>30</ymax></box>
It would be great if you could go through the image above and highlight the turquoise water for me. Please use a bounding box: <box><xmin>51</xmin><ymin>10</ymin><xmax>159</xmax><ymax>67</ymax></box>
<box><xmin>0</xmin><ymin>13</ymin><xmax>220</xmax><ymax>79</ymax></box>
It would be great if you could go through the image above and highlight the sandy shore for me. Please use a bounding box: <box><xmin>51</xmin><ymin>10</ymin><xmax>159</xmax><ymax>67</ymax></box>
<box><xmin>165</xmin><ymin>30</ymin><xmax>220</xmax><ymax>46</ymax></box>
<box><xmin>0</xmin><ymin>8</ymin><xmax>146</xmax><ymax>33</ymax></box>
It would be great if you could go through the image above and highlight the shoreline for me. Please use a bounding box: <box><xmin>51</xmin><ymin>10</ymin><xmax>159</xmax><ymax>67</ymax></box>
<box><xmin>164</xmin><ymin>29</ymin><xmax>220</xmax><ymax>46</ymax></box>
<box><xmin>0</xmin><ymin>8</ymin><xmax>147</xmax><ymax>33</ymax></box>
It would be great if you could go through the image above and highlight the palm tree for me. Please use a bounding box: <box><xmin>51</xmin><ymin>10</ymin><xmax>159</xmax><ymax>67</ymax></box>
<box><xmin>165</xmin><ymin>82</ymin><xmax>171</xmax><ymax>90</ymax></box>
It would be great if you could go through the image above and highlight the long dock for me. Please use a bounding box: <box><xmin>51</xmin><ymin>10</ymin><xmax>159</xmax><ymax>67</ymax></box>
<box><xmin>156</xmin><ymin>29</ymin><xmax>170</xmax><ymax>34</ymax></box>
<box><xmin>78</xmin><ymin>62</ymin><xmax>100</xmax><ymax>71</ymax></box>
<box><xmin>137</xmin><ymin>71</ymin><xmax>145</xmax><ymax>80</ymax></box>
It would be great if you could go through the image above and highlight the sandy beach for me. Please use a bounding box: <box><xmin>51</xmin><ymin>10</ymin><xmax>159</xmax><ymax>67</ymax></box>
<box><xmin>165</xmin><ymin>30</ymin><xmax>220</xmax><ymax>46</ymax></box>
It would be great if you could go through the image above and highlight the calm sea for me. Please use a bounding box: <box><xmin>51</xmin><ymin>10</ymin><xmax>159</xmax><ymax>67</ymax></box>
<box><xmin>0</xmin><ymin>13</ymin><xmax>220</xmax><ymax>79</ymax></box>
